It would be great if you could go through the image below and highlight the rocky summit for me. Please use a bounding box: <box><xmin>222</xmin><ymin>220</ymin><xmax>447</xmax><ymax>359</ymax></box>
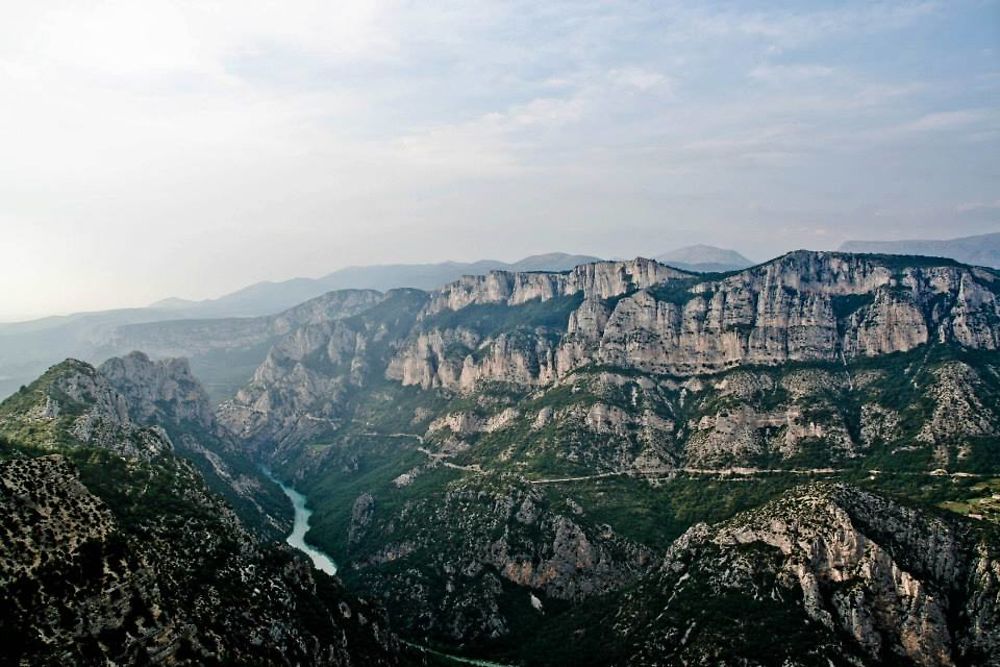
<box><xmin>0</xmin><ymin>360</ymin><xmax>401</xmax><ymax>666</ymax></box>
<box><xmin>4</xmin><ymin>250</ymin><xmax>1000</xmax><ymax>666</ymax></box>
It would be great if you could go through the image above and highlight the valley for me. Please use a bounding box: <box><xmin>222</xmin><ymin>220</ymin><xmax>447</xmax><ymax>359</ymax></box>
<box><xmin>268</xmin><ymin>469</ymin><xmax>339</xmax><ymax>576</ymax></box>
<box><xmin>218</xmin><ymin>251</ymin><xmax>1000</xmax><ymax>663</ymax></box>
<box><xmin>6</xmin><ymin>2</ymin><xmax>997</xmax><ymax>663</ymax></box>
<box><xmin>3</xmin><ymin>250</ymin><xmax>1000</xmax><ymax>665</ymax></box>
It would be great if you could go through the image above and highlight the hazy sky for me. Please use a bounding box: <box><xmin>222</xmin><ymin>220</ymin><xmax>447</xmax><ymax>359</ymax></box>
<box><xmin>1</xmin><ymin>1</ymin><xmax>998</xmax><ymax>320</ymax></box>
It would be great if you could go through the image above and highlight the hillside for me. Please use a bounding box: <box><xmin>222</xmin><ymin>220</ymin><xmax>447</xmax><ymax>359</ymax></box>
<box><xmin>535</xmin><ymin>483</ymin><xmax>1000</xmax><ymax>665</ymax></box>
<box><xmin>210</xmin><ymin>250</ymin><xmax>1000</xmax><ymax>662</ymax></box>
<box><xmin>0</xmin><ymin>359</ymin><xmax>403</xmax><ymax>665</ymax></box>
<box><xmin>0</xmin><ymin>253</ymin><xmax>600</xmax><ymax>401</ymax></box>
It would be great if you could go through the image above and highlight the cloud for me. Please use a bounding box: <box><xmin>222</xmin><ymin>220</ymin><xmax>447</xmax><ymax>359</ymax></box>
<box><xmin>609</xmin><ymin>67</ymin><xmax>670</xmax><ymax>92</ymax></box>
<box><xmin>956</xmin><ymin>200</ymin><xmax>1000</xmax><ymax>213</ymax></box>
<box><xmin>900</xmin><ymin>109</ymin><xmax>993</xmax><ymax>132</ymax></box>
<box><xmin>0</xmin><ymin>0</ymin><xmax>997</xmax><ymax>319</ymax></box>
<box><xmin>748</xmin><ymin>64</ymin><xmax>837</xmax><ymax>84</ymax></box>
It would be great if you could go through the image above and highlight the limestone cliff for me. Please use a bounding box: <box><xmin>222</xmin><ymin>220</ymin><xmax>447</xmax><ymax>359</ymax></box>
<box><xmin>99</xmin><ymin>351</ymin><xmax>292</xmax><ymax>536</ymax></box>
<box><xmin>422</xmin><ymin>258</ymin><xmax>690</xmax><ymax>316</ymax></box>
<box><xmin>613</xmin><ymin>483</ymin><xmax>1000</xmax><ymax>666</ymax></box>
<box><xmin>0</xmin><ymin>361</ymin><xmax>402</xmax><ymax>666</ymax></box>
<box><xmin>386</xmin><ymin>252</ymin><xmax>999</xmax><ymax>391</ymax></box>
<box><xmin>221</xmin><ymin>253</ymin><xmax>1000</xmax><ymax>461</ymax></box>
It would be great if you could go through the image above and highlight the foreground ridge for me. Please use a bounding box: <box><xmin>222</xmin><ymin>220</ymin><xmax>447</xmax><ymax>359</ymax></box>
<box><xmin>0</xmin><ymin>359</ymin><xmax>402</xmax><ymax>665</ymax></box>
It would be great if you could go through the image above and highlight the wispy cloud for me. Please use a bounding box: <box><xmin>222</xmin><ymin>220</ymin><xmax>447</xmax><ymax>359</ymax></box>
<box><xmin>748</xmin><ymin>64</ymin><xmax>837</xmax><ymax>84</ymax></box>
<box><xmin>0</xmin><ymin>0</ymin><xmax>996</xmax><ymax>319</ymax></box>
<box><xmin>899</xmin><ymin>109</ymin><xmax>994</xmax><ymax>132</ymax></box>
<box><xmin>956</xmin><ymin>199</ymin><xmax>1000</xmax><ymax>213</ymax></box>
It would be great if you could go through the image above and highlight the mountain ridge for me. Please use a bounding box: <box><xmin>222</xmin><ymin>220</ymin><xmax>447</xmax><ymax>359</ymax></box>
<box><xmin>0</xmin><ymin>357</ymin><xmax>404</xmax><ymax>665</ymax></box>
<box><xmin>655</xmin><ymin>243</ymin><xmax>755</xmax><ymax>273</ymax></box>
<box><xmin>0</xmin><ymin>253</ymin><xmax>601</xmax><ymax>400</ymax></box>
<box><xmin>840</xmin><ymin>231</ymin><xmax>1000</xmax><ymax>269</ymax></box>
<box><xmin>206</xmin><ymin>249</ymin><xmax>1000</xmax><ymax>661</ymax></box>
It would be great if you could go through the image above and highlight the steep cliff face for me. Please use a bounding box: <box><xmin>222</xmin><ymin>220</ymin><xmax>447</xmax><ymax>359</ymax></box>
<box><xmin>99</xmin><ymin>351</ymin><xmax>292</xmax><ymax>536</ymax></box>
<box><xmin>99</xmin><ymin>351</ymin><xmax>216</xmax><ymax>429</ymax></box>
<box><xmin>589</xmin><ymin>255</ymin><xmax>997</xmax><ymax>376</ymax></box>
<box><xmin>385</xmin><ymin>328</ymin><xmax>564</xmax><ymax>391</ymax></box>
<box><xmin>219</xmin><ymin>289</ymin><xmax>429</xmax><ymax>450</ymax></box>
<box><xmin>385</xmin><ymin>252</ymin><xmax>1000</xmax><ymax>391</ymax></box>
<box><xmin>611</xmin><ymin>484</ymin><xmax>1000</xmax><ymax>666</ymax></box>
<box><xmin>220</xmin><ymin>253</ymin><xmax>1000</xmax><ymax>465</ymax></box>
<box><xmin>341</xmin><ymin>474</ymin><xmax>656</xmax><ymax>645</ymax></box>
<box><xmin>0</xmin><ymin>359</ymin><xmax>172</xmax><ymax>460</ymax></box>
<box><xmin>0</xmin><ymin>361</ymin><xmax>402</xmax><ymax>666</ymax></box>
<box><xmin>422</xmin><ymin>258</ymin><xmax>690</xmax><ymax>316</ymax></box>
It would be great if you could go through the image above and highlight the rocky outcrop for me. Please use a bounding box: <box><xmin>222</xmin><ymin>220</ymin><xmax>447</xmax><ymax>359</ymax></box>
<box><xmin>0</xmin><ymin>360</ymin><xmax>173</xmax><ymax>460</ymax></box>
<box><xmin>614</xmin><ymin>484</ymin><xmax>1000</xmax><ymax>666</ymax></box>
<box><xmin>422</xmin><ymin>258</ymin><xmax>691</xmax><ymax>316</ymax></box>
<box><xmin>99</xmin><ymin>351</ymin><xmax>293</xmax><ymax>536</ymax></box>
<box><xmin>0</xmin><ymin>363</ymin><xmax>402</xmax><ymax>666</ymax></box>
<box><xmin>572</xmin><ymin>253</ymin><xmax>999</xmax><ymax>378</ymax></box>
<box><xmin>349</xmin><ymin>493</ymin><xmax>375</xmax><ymax>547</ymax></box>
<box><xmin>219</xmin><ymin>290</ymin><xmax>429</xmax><ymax>448</ymax></box>
<box><xmin>99</xmin><ymin>351</ymin><xmax>215</xmax><ymax>429</ymax></box>
<box><xmin>916</xmin><ymin>362</ymin><xmax>998</xmax><ymax>462</ymax></box>
<box><xmin>384</xmin><ymin>253</ymin><xmax>1000</xmax><ymax>392</ymax></box>
<box><xmin>343</xmin><ymin>476</ymin><xmax>655</xmax><ymax>644</ymax></box>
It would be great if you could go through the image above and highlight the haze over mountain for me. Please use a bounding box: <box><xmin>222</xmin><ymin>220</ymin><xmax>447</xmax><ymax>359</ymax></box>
<box><xmin>655</xmin><ymin>244</ymin><xmax>755</xmax><ymax>273</ymax></box>
<box><xmin>4</xmin><ymin>250</ymin><xmax>1000</xmax><ymax>665</ymax></box>
<box><xmin>150</xmin><ymin>252</ymin><xmax>602</xmax><ymax>319</ymax></box>
<box><xmin>3</xmin><ymin>1</ymin><xmax>999</xmax><ymax>663</ymax></box>
<box><xmin>2</xmin><ymin>2</ymin><xmax>997</xmax><ymax>323</ymax></box>
<box><xmin>840</xmin><ymin>232</ymin><xmax>1000</xmax><ymax>269</ymax></box>
<box><xmin>0</xmin><ymin>253</ymin><xmax>599</xmax><ymax>400</ymax></box>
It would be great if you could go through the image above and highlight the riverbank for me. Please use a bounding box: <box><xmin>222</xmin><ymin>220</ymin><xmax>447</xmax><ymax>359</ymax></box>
<box><xmin>261</xmin><ymin>467</ymin><xmax>338</xmax><ymax>576</ymax></box>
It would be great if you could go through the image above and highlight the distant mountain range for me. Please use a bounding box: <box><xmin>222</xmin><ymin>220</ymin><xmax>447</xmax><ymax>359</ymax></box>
<box><xmin>150</xmin><ymin>252</ymin><xmax>603</xmax><ymax>319</ymax></box>
<box><xmin>0</xmin><ymin>253</ymin><xmax>601</xmax><ymax>399</ymax></box>
<box><xmin>655</xmin><ymin>244</ymin><xmax>755</xmax><ymax>272</ymax></box>
<box><xmin>0</xmin><ymin>245</ymin><xmax>807</xmax><ymax>399</ymax></box>
<box><xmin>840</xmin><ymin>231</ymin><xmax>1000</xmax><ymax>268</ymax></box>
<box><xmin>7</xmin><ymin>249</ymin><xmax>1000</xmax><ymax>664</ymax></box>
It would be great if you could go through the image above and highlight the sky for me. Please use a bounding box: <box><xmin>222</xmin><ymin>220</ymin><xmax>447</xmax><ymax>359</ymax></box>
<box><xmin>1</xmin><ymin>1</ymin><xmax>998</xmax><ymax>321</ymax></box>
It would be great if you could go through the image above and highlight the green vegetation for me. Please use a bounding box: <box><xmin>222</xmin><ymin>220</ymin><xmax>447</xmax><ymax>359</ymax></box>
<box><xmin>646</xmin><ymin>277</ymin><xmax>705</xmax><ymax>306</ymax></box>
<box><xmin>420</xmin><ymin>293</ymin><xmax>584</xmax><ymax>338</ymax></box>
<box><xmin>830</xmin><ymin>293</ymin><xmax>875</xmax><ymax>322</ymax></box>
<box><xmin>189</xmin><ymin>339</ymin><xmax>279</xmax><ymax>403</ymax></box>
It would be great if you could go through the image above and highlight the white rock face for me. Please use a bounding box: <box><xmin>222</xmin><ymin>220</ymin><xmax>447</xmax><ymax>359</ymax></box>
<box><xmin>422</xmin><ymin>258</ymin><xmax>690</xmax><ymax>316</ymax></box>
<box><xmin>9</xmin><ymin>360</ymin><xmax>174</xmax><ymax>459</ymax></box>
<box><xmin>220</xmin><ymin>252</ymin><xmax>1000</xmax><ymax>452</ymax></box>
<box><xmin>633</xmin><ymin>484</ymin><xmax>1000</xmax><ymax>666</ymax></box>
<box><xmin>388</xmin><ymin>252</ymin><xmax>1000</xmax><ymax>391</ymax></box>
<box><xmin>99</xmin><ymin>351</ymin><xmax>215</xmax><ymax>428</ymax></box>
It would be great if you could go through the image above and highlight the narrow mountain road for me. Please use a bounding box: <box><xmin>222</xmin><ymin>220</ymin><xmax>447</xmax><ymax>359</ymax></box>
<box><xmin>401</xmin><ymin>641</ymin><xmax>514</xmax><ymax>666</ymax></box>
<box><xmin>344</xmin><ymin>428</ymin><xmax>986</xmax><ymax>484</ymax></box>
<box><xmin>356</xmin><ymin>431</ymin><xmax>425</xmax><ymax>444</ymax></box>
<box><xmin>417</xmin><ymin>447</ymin><xmax>485</xmax><ymax>474</ymax></box>
<box><xmin>528</xmin><ymin>466</ymin><xmax>842</xmax><ymax>485</ymax></box>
